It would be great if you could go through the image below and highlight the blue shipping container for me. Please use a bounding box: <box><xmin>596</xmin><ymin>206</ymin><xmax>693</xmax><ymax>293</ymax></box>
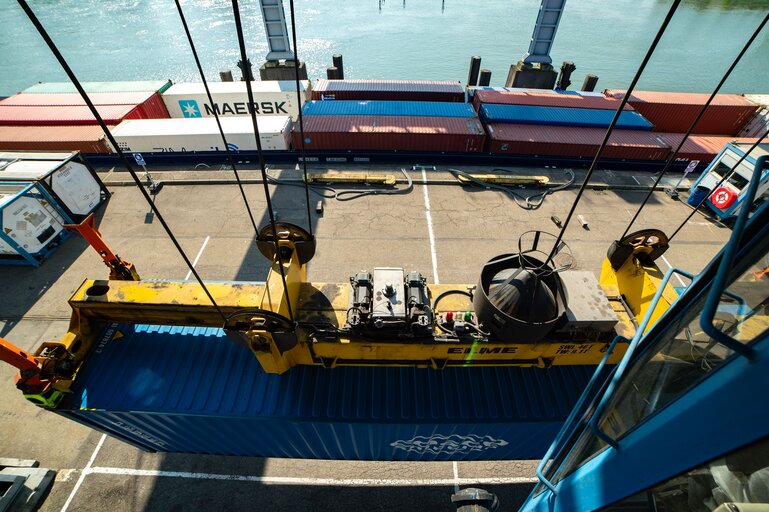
<box><xmin>58</xmin><ymin>323</ymin><xmax>606</xmax><ymax>461</ymax></box>
<box><xmin>479</xmin><ymin>104</ymin><xmax>654</xmax><ymax>131</ymax></box>
<box><xmin>302</xmin><ymin>100</ymin><xmax>477</xmax><ymax>118</ymax></box>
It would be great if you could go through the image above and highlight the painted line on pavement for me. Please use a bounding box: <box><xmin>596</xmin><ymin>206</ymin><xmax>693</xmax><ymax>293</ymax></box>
<box><xmin>660</xmin><ymin>254</ymin><xmax>688</xmax><ymax>287</ymax></box>
<box><xmin>185</xmin><ymin>235</ymin><xmax>211</xmax><ymax>280</ymax></box>
<box><xmin>86</xmin><ymin>466</ymin><xmax>537</xmax><ymax>486</ymax></box>
<box><xmin>60</xmin><ymin>434</ymin><xmax>106</xmax><ymax>512</ymax></box>
<box><xmin>421</xmin><ymin>169</ymin><xmax>440</xmax><ymax>284</ymax></box>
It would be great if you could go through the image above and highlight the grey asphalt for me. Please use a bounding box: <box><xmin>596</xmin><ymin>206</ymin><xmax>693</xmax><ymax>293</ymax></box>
<box><xmin>0</xmin><ymin>164</ymin><xmax>730</xmax><ymax>511</ymax></box>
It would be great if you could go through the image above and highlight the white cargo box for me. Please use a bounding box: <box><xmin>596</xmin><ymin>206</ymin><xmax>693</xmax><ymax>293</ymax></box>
<box><xmin>162</xmin><ymin>81</ymin><xmax>310</xmax><ymax>121</ymax></box>
<box><xmin>0</xmin><ymin>151</ymin><xmax>107</xmax><ymax>220</ymax></box>
<box><xmin>0</xmin><ymin>182</ymin><xmax>69</xmax><ymax>265</ymax></box>
<box><xmin>110</xmin><ymin>117</ymin><xmax>292</xmax><ymax>153</ymax></box>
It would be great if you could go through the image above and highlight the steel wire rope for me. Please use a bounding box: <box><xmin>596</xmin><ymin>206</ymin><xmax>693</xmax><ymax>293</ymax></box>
<box><xmin>447</xmin><ymin>168</ymin><xmax>576</xmax><ymax>210</ymax></box>
<box><xmin>620</xmin><ymin>13</ymin><xmax>769</xmax><ymax>239</ymax></box>
<box><xmin>231</xmin><ymin>0</ymin><xmax>294</xmax><ymax>322</ymax></box>
<box><xmin>287</xmin><ymin>0</ymin><xmax>315</xmax><ymax>236</ymax></box>
<box><xmin>15</xmin><ymin>0</ymin><xmax>228</xmax><ymax>322</ymax></box>
<box><xmin>669</xmin><ymin>128</ymin><xmax>769</xmax><ymax>241</ymax></box>
<box><xmin>545</xmin><ymin>0</ymin><xmax>682</xmax><ymax>265</ymax></box>
<box><xmin>174</xmin><ymin>0</ymin><xmax>261</xmax><ymax>240</ymax></box>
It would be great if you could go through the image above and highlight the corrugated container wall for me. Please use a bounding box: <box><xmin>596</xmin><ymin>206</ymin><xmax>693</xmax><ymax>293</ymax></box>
<box><xmin>312</xmin><ymin>80</ymin><xmax>465</xmax><ymax>102</ymax></box>
<box><xmin>21</xmin><ymin>80</ymin><xmax>173</xmax><ymax>94</ymax></box>
<box><xmin>59</xmin><ymin>324</ymin><xmax>603</xmax><ymax>460</ymax></box>
<box><xmin>295</xmin><ymin>115</ymin><xmax>486</xmax><ymax>152</ymax></box>
<box><xmin>472</xmin><ymin>90</ymin><xmax>633</xmax><ymax>111</ymax></box>
<box><xmin>0</xmin><ymin>125</ymin><xmax>113</xmax><ymax>154</ymax></box>
<box><xmin>111</xmin><ymin>117</ymin><xmax>292</xmax><ymax>153</ymax></box>
<box><xmin>486</xmin><ymin>124</ymin><xmax>671</xmax><ymax>160</ymax></box>
<box><xmin>0</xmin><ymin>92</ymin><xmax>170</xmax><ymax>119</ymax></box>
<box><xmin>657</xmin><ymin>134</ymin><xmax>757</xmax><ymax>161</ymax></box>
<box><xmin>0</xmin><ymin>105</ymin><xmax>156</xmax><ymax>126</ymax></box>
<box><xmin>301</xmin><ymin>100</ymin><xmax>477</xmax><ymax>118</ymax></box>
<box><xmin>161</xmin><ymin>81</ymin><xmax>310</xmax><ymax>121</ymax></box>
<box><xmin>604</xmin><ymin>90</ymin><xmax>759</xmax><ymax>135</ymax></box>
<box><xmin>479</xmin><ymin>104</ymin><xmax>654</xmax><ymax>131</ymax></box>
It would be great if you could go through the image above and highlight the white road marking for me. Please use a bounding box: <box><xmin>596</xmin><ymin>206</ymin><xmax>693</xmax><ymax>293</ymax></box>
<box><xmin>421</xmin><ymin>169</ymin><xmax>440</xmax><ymax>284</ymax></box>
<box><xmin>185</xmin><ymin>236</ymin><xmax>211</xmax><ymax>280</ymax></box>
<box><xmin>660</xmin><ymin>254</ymin><xmax>688</xmax><ymax>287</ymax></box>
<box><xmin>85</xmin><ymin>466</ymin><xmax>537</xmax><ymax>486</ymax></box>
<box><xmin>452</xmin><ymin>461</ymin><xmax>460</xmax><ymax>492</ymax></box>
<box><xmin>60</xmin><ymin>434</ymin><xmax>106</xmax><ymax>512</ymax></box>
<box><xmin>632</xmin><ymin>176</ymin><xmax>641</xmax><ymax>185</ymax></box>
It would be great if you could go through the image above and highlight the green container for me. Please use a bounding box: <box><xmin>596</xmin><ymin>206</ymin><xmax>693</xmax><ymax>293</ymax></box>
<box><xmin>22</xmin><ymin>80</ymin><xmax>172</xmax><ymax>95</ymax></box>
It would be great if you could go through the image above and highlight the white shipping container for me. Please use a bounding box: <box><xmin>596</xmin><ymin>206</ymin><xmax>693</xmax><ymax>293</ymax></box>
<box><xmin>162</xmin><ymin>81</ymin><xmax>310</xmax><ymax>121</ymax></box>
<box><xmin>0</xmin><ymin>182</ymin><xmax>67</xmax><ymax>257</ymax></box>
<box><xmin>110</xmin><ymin>117</ymin><xmax>293</xmax><ymax>153</ymax></box>
<box><xmin>0</xmin><ymin>152</ymin><xmax>105</xmax><ymax>218</ymax></box>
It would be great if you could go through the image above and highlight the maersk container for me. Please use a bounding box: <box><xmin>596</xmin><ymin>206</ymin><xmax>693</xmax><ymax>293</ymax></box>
<box><xmin>479</xmin><ymin>104</ymin><xmax>654</xmax><ymax>131</ymax></box>
<box><xmin>0</xmin><ymin>125</ymin><xmax>114</xmax><ymax>154</ymax></box>
<box><xmin>604</xmin><ymin>90</ymin><xmax>759</xmax><ymax>135</ymax></box>
<box><xmin>58</xmin><ymin>323</ymin><xmax>604</xmax><ymax>460</ymax></box>
<box><xmin>110</xmin><ymin>116</ymin><xmax>292</xmax><ymax>153</ymax></box>
<box><xmin>0</xmin><ymin>152</ymin><xmax>108</xmax><ymax>220</ymax></box>
<box><xmin>294</xmin><ymin>115</ymin><xmax>486</xmax><ymax>152</ymax></box>
<box><xmin>472</xmin><ymin>90</ymin><xmax>633</xmax><ymax>111</ymax></box>
<box><xmin>301</xmin><ymin>100</ymin><xmax>477</xmax><ymax>118</ymax></box>
<box><xmin>312</xmin><ymin>80</ymin><xmax>465</xmax><ymax>102</ymax></box>
<box><xmin>0</xmin><ymin>104</ymin><xmax>156</xmax><ymax>126</ymax></box>
<box><xmin>161</xmin><ymin>81</ymin><xmax>310</xmax><ymax>121</ymax></box>
<box><xmin>21</xmin><ymin>80</ymin><xmax>173</xmax><ymax>95</ymax></box>
<box><xmin>0</xmin><ymin>181</ymin><xmax>72</xmax><ymax>266</ymax></box>
<box><xmin>486</xmin><ymin>124</ymin><xmax>671</xmax><ymax>160</ymax></box>
<box><xmin>0</xmin><ymin>92</ymin><xmax>170</xmax><ymax>119</ymax></box>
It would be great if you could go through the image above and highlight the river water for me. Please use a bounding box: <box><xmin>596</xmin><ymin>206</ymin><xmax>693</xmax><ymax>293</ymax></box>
<box><xmin>1</xmin><ymin>0</ymin><xmax>767</xmax><ymax>97</ymax></box>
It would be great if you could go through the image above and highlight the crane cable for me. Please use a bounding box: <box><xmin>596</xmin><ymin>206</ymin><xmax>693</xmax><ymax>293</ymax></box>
<box><xmin>669</xmin><ymin>128</ymin><xmax>769</xmax><ymax>241</ymax></box>
<box><xmin>288</xmin><ymin>0</ymin><xmax>315</xmax><ymax>237</ymax></box>
<box><xmin>546</xmin><ymin>0</ymin><xmax>682</xmax><ymax>264</ymax></box>
<box><xmin>620</xmin><ymin>13</ymin><xmax>769</xmax><ymax>240</ymax></box>
<box><xmin>174</xmin><ymin>0</ymin><xmax>261</xmax><ymax>240</ymax></box>
<box><xmin>231</xmin><ymin>0</ymin><xmax>294</xmax><ymax>322</ymax></box>
<box><xmin>15</xmin><ymin>0</ymin><xmax>228</xmax><ymax>323</ymax></box>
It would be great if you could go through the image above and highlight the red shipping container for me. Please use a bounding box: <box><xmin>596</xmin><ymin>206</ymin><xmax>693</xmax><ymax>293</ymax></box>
<box><xmin>294</xmin><ymin>115</ymin><xmax>486</xmax><ymax>152</ymax></box>
<box><xmin>311</xmin><ymin>80</ymin><xmax>465</xmax><ymax>102</ymax></box>
<box><xmin>0</xmin><ymin>104</ymin><xmax>159</xmax><ymax>126</ymax></box>
<box><xmin>656</xmin><ymin>133</ymin><xmax>757</xmax><ymax>161</ymax></box>
<box><xmin>472</xmin><ymin>90</ymin><xmax>633</xmax><ymax>112</ymax></box>
<box><xmin>0</xmin><ymin>92</ymin><xmax>170</xmax><ymax>119</ymax></box>
<box><xmin>604</xmin><ymin>90</ymin><xmax>758</xmax><ymax>135</ymax></box>
<box><xmin>0</xmin><ymin>125</ymin><xmax>114</xmax><ymax>153</ymax></box>
<box><xmin>486</xmin><ymin>124</ymin><xmax>671</xmax><ymax>160</ymax></box>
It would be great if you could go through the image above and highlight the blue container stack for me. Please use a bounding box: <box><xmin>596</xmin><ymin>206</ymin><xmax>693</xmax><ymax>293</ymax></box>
<box><xmin>302</xmin><ymin>100</ymin><xmax>478</xmax><ymax>118</ymax></box>
<box><xmin>479</xmin><ymin>104</ymin><xmax>655</xmax><ymax>131</ymax></box>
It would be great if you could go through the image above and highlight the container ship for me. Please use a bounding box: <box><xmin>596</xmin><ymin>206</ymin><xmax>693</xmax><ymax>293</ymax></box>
<box><xmin>0</xmin><ymin>78</ymin><xmax>766</xmax><ymax>171</ymax></box>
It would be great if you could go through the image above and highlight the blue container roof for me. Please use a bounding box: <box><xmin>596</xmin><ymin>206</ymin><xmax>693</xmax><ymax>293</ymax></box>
<box><xmin>302</xmin><ymin>100</ymin><xmax>477</xmax><ymax>118</ymax></box>
<box><xmin>479</xmin><ymin>104</ymin><xmax>654</xmax><ymax>131</ymax></box>
<box><xmin>66</xmin><ymin>323</ymin><xmax>599</xmax><ymax>423</ymax></box>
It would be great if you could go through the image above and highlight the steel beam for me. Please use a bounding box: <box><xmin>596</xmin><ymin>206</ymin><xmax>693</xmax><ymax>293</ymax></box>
<box><xmin>523</xmin><ymin>0</ymin><xmax>567</xmax><ymax>65</ymax></box>
<box><xmin>259</xmin><ymin>0</ymin><xmax>294</xmax><ymax>61</ymax></box>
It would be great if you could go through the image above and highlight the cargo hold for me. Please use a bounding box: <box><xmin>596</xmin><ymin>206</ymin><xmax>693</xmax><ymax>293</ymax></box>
<box><xmin>486</xmin><ymin>124</ymin><xmax>671</xmax><ymax>160</ymax></box>
<box><xmin>110</xmin><ymin>116</ymin><xmax>292</xmax><ymax>153</ymax></box>
<box><xmin>0</xmin><ymin>125</ymin><xmax>114</xmax><ymax>154</ymax></box>
<box><xmin>295</xmin><ymin>115</ymin><xmax>486</xmax><ymax>152</ymax></box>
<box><xmin>311</xmin><ymin>80</ymin><xmax>465</xmax><ymax>102</ymax></box>
<box><xmin>301</xmin><ymin>100</ymin><xmax>477</xmax><ymax>118</ymax></box>
<box><xmin>604</xmin><ymin>90</ymin><xmax>759</xmax><ymax>135</ymax></box>
<box><xmin>479</xmin><ymin>104</ymin><xmax>654</xmax><ymax>131</ymax></box>
<box><xmin>161</xmin><ymin>81</ymin><xmax>310</xmax><ymax>121</ymax></box>
<box><xmin>59</xmin><ymin>323</ymin><xmax>604</xmax><ymax>460</ymax></box>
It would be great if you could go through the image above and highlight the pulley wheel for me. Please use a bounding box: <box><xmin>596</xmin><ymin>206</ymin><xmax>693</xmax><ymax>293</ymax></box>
<box><xmin>256</xmin><ymin>222</ymin><xmax>316</xmax><ymax>264</ymax></box>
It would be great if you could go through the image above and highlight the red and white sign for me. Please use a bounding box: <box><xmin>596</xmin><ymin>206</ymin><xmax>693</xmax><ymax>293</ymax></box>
<box><xmin>711</xmin><ymin>186</ymin><xmax>737</xmax><ymax>210</ymax></box>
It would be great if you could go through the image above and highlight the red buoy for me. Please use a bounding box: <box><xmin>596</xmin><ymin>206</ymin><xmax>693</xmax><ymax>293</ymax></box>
<box><xmin>711</xmin><ymin>187</ymin><xmax>737</xmax><ymax>210</ymax></box>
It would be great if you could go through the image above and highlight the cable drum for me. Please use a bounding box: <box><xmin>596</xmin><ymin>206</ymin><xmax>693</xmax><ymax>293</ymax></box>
<box><xmin>473</xmin><ymin>232</ymin><xmax>570</xmax><ymax>343</ymax></box>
